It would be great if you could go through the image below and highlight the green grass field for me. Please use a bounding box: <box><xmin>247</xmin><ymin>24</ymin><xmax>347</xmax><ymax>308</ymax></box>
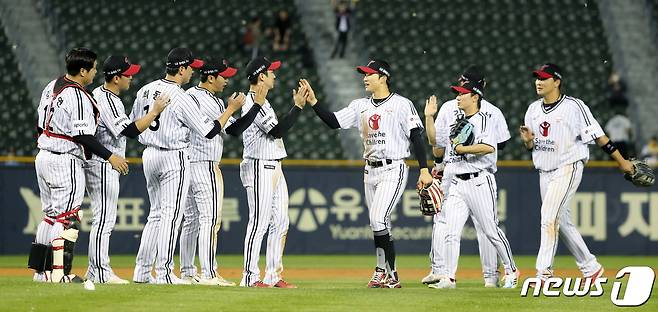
<box><xmin>0</xmin><ymin>255</ymin><xmax>656</xmax><ymax>311</ymax></box>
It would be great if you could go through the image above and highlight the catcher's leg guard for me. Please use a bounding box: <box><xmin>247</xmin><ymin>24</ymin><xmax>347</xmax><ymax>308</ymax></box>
<box><xmin>63</xmin><ymin>240</ymin><xmax>74</xmax><ymax>275</ymax></box>
<box><xmin>28</xmin><ymin>243</ymin><xmax>53</xmax><ymax>272</ymax></box>
<box><xmin>51</xmin><ymin>208</ymin><xmax>82</xmax><ymax>283</ymax></box>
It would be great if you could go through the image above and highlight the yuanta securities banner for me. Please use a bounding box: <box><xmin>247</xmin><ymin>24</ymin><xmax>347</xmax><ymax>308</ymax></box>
<box><xmin>1</xmin><ymin>163</ymin><xmax>657</xmax><ymax>255</ymax></box>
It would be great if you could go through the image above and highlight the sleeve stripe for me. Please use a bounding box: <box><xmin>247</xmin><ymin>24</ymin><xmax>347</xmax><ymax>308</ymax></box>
<box><xmin>210</xmin><ymin>95</ymin><xmax>225</xmax><ymax>113</ymax></box>
<box><xmin>105</xmin><ymin>93</ymin><xmax>120</xmax><ymax>118</ymax></box>
<box><xmin>408</xmin><ymin>100</ymin><xmax>418</xmax><ymax>116</ymax></box>
<box><xmin>75</xmin><ymin>89</ymin><xmax>83</xmax><ymax>120</ymax></box>
<box><xmin>479</xmin><ymin>112</ymin><xmax>487</xmax><ymax>133</ymax></box>
<box><xmin>570</xmin><ymin>96</ymin><xmax>592</xmax><ymax>126</ymax></box>
<box><xmin>75</xmin><ymin>89</ymin><xmax>84</xmax><ymax>135</ymax></box>
<box><xmin>189</xmin><ymin>94</ymin><xmax>201</xmax><ymax>107</ymax></box>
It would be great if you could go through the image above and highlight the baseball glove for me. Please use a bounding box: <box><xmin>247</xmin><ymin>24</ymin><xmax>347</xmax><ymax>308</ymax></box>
<box><xmin>418</xmin><ymin>179</ymin><xmax>444</xmax><ymax>216</ymax></box>
<box><xmin>449</xmin><ymin>118</ymin><xmax>474</xmax><ymax>148</ymax></box>
<box><xmin>624</xmin><ymin>159</ymin><xmax>655</xmax><ymax>187</ymax></box>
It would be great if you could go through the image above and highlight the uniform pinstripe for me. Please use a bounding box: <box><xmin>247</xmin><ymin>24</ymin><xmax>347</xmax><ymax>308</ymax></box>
<box><xmin>524</xmin><ymin>95</ymin><xmax>603</xmax><ymax>278</ymax></box>
<box><xmin>334</xmin><ymin>93</ymin><xmax>422</xmax><ymax>161</ymax></box>
<box><xmin>34</xmin><ymin>78</ymin><xmax>96</xmax><ymax>272</ymax></box>
<box><xmin>131</xmin><ymin>79</ymin><xmax>216</xmax><ymax>284</ymax></box>
<box><xmin>37</xmin><ymin>79</ymin><xmax>56</xmax><ymax>133</ymax></box>
<box><xmin>241</xmin><ymin>92</ymin><xmax>287</xmax><ymax>160</ymax></box>
<box><xmin>239</xmin><ymin>91</ymin><xmax>289</xmax><ymax>286</ymax></box>
<box><xmin>179</xmin><ymin>86</ymin><xmax>236</xmax><ymax>279</ymax></box>
<box><xmin>438</xmin><ymin>110</ymin><xmax>517</xmax><ymax>281</ymax></box>
<box><xmin>83</xmin><ymin>86</ymin><xmax>132</xmax><ymax>283</ymax></box>
<box><xmin>334</xmin><ymin>93</ymin><xmax>422</xmax><ymax>277</ymax></box>
<box><xmin>430</xmin><ymin>99</ymin><xmax>510</xmax><ymax>280</ymax></box>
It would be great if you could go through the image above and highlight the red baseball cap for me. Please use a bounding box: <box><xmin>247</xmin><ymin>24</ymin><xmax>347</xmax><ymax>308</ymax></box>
<box><xmin>532</xmin><ymin>63</ymin><xmax>563</xmax><ymax>80</ymax></box>
<box><xmin>200</xmin><ymin>58</ymin><xmax>238</xmax><ymax>78</ymax></box>
<box><xmin>356</xmin><ymin>59</ymin><xmax>391</xmax><ymax>77</ymax></box>
<box><xmin>166</xmin><ymin>47</ymin><xmax>204</xmax><ymax>69</ymax></box>
<box><xmin>245</xmin><ymin>57</ymin><xmax>281</xmax><ymax>81</ymax></box>
<box><xmin>451</xmin><ymin>80</ymin><xmax>484</xmax><ymax>97</ymax></box>
<box><xmin>103</xmin><ymin>55</ymin><xmax>141</xmax><ymax>76</ymax></box>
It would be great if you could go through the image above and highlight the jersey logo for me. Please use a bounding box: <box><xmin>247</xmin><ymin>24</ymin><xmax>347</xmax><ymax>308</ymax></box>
<box><xmin>368</xmin><ymin>114</ymin><xmax>381</xmax><ymax>130</ymax></box>
<box><xmin>540</xmin><ymin>121</ymin><xmax>551</xmax><ymax>137</ymax></box>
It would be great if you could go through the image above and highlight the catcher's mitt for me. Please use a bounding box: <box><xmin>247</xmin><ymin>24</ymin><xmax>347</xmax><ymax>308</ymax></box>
<box><xmin>418</xmin><ymin>179</ymin><xmax>444</xmax><ymax>216</ymax></box>
<box><xmin>624</xmin><ymin>159</ymin><xmax>655</xmax><ymax>187</ymax></box>
<box><xmin>449</xmin><ymin>118</ymin><xmax>474</xmax><ymax>148</ymax></box>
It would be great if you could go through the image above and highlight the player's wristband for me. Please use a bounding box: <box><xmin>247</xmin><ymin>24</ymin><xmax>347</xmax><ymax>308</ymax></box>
<box><xmin>601</xmin><ymin>140</ymin><xmax>618</xmax><ymax>155</ymax></box>
<box><xmin>434</xmin><ymin>156</ymin><xmax>443</xmax><ymax>164</ymax></box>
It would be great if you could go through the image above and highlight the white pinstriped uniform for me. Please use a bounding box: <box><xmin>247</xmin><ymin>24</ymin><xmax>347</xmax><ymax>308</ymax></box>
<box><xmin>334</xmin><ymin>93</ymin><xmax>422</xmax><ymax>233</ymax></box>
<box><xmin>179</xmin><ymin>86</ymin><xmax>236</xmax><ymax>279</ymax></box>
<box><xmin>524</xmin><ymin>95</ymin><xmax>604</xmax><ymax>278</ymax></box>
<box><xmin>239</xmin><ymin>92</ymin><xmax>290</xmax><ymax>286</ymax></box>
<box><xmin>37</xmin><ymin>79</ymin><xmax>56</xmax><ymax>133</ymax></box>
<box><xmin>130</xmin><ymin>79</ymin><xmax>217</xmax><ymax>284</ymax></box>
<box><xmin>430</xmin><ymin>99</ymin><xmax>510</xmax><ymax>280</ymax></box>
<box><xmin>34</xmin><ymin>79</ymin><xmax>97</xmax><ymax>249</ymax></box>
<box><xmin>83</xmin><ymin>86</ymin><xmax>131</xmax><ymax>283</ymax></box>
<box><xmin>437</xmin><ymin>109</ymin><xmax>517</xmax><ymax>281</ymax></box>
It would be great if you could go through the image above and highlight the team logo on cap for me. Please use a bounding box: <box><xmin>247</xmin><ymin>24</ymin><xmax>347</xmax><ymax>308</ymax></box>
<box><xmin>368</xmin><ymin>114</ymin><xmax>381</xmax><ymax>130</ymax></box>
<box><xmin>540</xmin><ymin>121</ymin><xmax>551</xmax><ymax>137</ymax></box>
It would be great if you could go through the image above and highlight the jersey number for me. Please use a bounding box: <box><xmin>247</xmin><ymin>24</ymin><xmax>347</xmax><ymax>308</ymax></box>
<box><xmin>144</xmin><ymin>105</ymin><xmax>160</xmax><ymax>131</ymax></box>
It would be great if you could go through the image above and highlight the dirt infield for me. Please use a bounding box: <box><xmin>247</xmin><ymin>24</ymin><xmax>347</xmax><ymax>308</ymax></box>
<box><xmin>0</xmin><ymin>267</ymin><xmax>597</xmax><ymax>281</ymax></box>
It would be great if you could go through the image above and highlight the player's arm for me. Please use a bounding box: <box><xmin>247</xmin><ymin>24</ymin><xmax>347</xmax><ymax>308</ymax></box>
<box><xmin>226</xmin><ymin>87</ymin><xmax>265</xmax><ymax>136</ymax></box>
<box><xmin>454</xmin><ymin>143</ymin><xmax>494</xmax><ymax>156</ymax></box>
<box><xmin>216</xmin><ymin>92</ymin><xmax>246</xmax><ymax>129</ymax></box>
<box><xmin>519</xmin><ymin>108</ymin><xmax>535</xmax><ymax>150</ymax></box>
<box><xmin>123</xmin><ymin>94</ymin><xmax>171</xmax><ymax>138</ymax></box>
<box><xmin>69</xmin><ymin>90</ymin><xmax>128</xmax><ymax>173</ymax></box>
<box><xmin>576</xmin><ymin>100</ymin><xmax>633</xmax><ymax>173</ymax></box>
<box><xmin>595</xmin><ymin>135</ymin><xmax>633</xmax><ymax>173</ymax></box>
<box><xmin>495</xmin><ymin>109</ymin><xmax>511</xmax><ymax>150</ymax></box>
<box><xmin>267</xmin><ymin>85</ymin><xmax>308</xmax><ymax>138</ymax></box>
<box><xmin>410</xmin><ymin>127</ymin><xmax>429</xmax><ymax>169</ymax></box>
<box><xmin>300</xmin><ymin>79</ymin><xmax>341</xmax><ymax>129</ymax></box>
<box><xmin>423</xmin><ymin>95</ymin><xmax>439</xmax><ymax>145</ymax></box>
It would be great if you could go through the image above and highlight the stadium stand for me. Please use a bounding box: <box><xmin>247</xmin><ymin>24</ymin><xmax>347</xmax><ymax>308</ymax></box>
<box><xmin>354</xmin><ymin>0</ymin><xmax>614</xmax><ymax>160</ymax></box>
<box><xmin>0</xmin><ymin>17</ymin><xmax>35</xmax><ymax>156</ymax></box>
<box><xmin>37</xmin><ymin>0</ymin><xmax>344</xmax><ymax>159</ymax></box>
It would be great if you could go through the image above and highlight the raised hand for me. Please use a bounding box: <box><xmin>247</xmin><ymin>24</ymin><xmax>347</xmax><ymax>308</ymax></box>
<box><xmin>425</xmin><ymin>95</ymin><xmax>438</xmax><ymax>118</ymax></box>
<box><xmin>153</xmin><ymin>94</ymin><xmax>171</xmax><ymax>114</ymax></box>
<box><xmin>299</xmin><ymin>79</ymin><xmax>317</xmax><ymax>105</ymax></box>
<box><xmin>293</xmin><ymin>85</ymin><xmax>308</xmax><ymax>108</ymax></box>
<box><xmin>227</xmin><ymin>92</ymin><xmax>246</xmax><ymax>112</ymax></box>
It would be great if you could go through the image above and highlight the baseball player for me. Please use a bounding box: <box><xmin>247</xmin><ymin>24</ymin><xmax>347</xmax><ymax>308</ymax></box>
<box><xmin>131</xmin><ymin>47</ymin><xmax>245</xmax><ymax>285</ymax></box>
<box><xmin>178</xmin><ymin>58</ymin><xmax>265</xmax><ymax>286</ymax></box>
<box><xmin>422</xmin><ymin>66</ymin><xmax>509</xmax><ymax>288</ymax></box>
<box><xmin>301</xmin><ymin>59</ymin><xmax>433</xmax><ymax>289</ymax></box>
<box><xmin>29</xmin><ymin>48</ymin><xmax>129</xmax><ymax>283</ymax></box>
<box><xmin>84</xmin><ymin>55</ymin><xmax>170</xmax><ymax>284</ymax></box>
<box><xmin>426</xmin><ymin>79</ymin><xmax>519</xmax><ymax>289</ymax></box>
<box><xmin>239</xmin><ymin>57</ymin><xmax>309</xmax><ymax>288</ymax></box>
<box><xmin>519</xmin><ymin>63</ymin><xmax>634</xmax><ymax>284</ymax></box>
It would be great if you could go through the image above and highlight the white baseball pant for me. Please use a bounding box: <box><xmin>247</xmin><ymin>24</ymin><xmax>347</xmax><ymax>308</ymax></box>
<box><xmin>536</xmin><ymin>161</ymin><xmax>601</xmax><ymax>278</ymax></box>
<box><xmin>239</xmin><ymin>159</ymin><xmax>290</xmax><ymax>286</ymax></box>
<box><xmin>179</xmin><ymin>161</ymin><xmax>225</xmax><ymax>279</ymax></box>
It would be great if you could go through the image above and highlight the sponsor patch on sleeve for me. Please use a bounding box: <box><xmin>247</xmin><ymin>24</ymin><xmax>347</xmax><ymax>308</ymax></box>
<box><xmin>113</xmin><ymin>116</ymin><xmax>130</xmax><ymax>128</ymax></box>
<box><xmin>72</xmin><ymin>120</ymin><xmax>91</xmax><ymax>131</ymax></box>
